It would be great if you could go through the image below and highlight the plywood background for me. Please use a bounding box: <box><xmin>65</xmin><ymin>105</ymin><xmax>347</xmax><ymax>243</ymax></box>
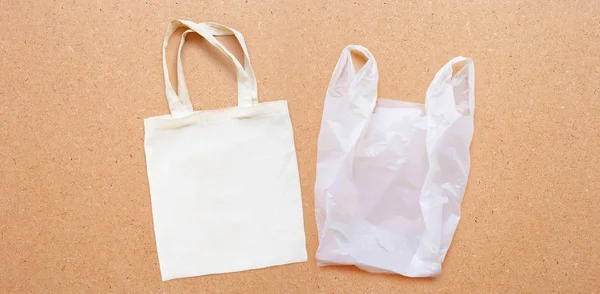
<box><xmin>1</xmin><ymin>0</ymin><xmax>599</xmax><ymax>292</ymax></box>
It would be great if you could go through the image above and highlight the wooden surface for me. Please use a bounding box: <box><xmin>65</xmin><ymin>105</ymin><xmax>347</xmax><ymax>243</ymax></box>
<box><xmin>1</xmin><ymin>1</ymin><xmax>599</xmax><ymax>293</ymax></box>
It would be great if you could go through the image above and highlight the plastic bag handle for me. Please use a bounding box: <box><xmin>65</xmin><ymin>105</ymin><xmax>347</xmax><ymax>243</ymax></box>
<box><xmin>327</xmin><ymin>45</ymin><xmax>378</xmax><ymax>104</ymax></box>
<box><xmin>426</xmin><ymin>57</ymin><xmax>475</xmax><ymax>117</ymax></box>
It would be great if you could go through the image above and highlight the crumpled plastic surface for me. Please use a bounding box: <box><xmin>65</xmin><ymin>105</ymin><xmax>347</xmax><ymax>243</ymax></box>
<box><xmin>314</xmin><ymin>45</ymin><xmax>475</xmax><ymax>277</ymax></box>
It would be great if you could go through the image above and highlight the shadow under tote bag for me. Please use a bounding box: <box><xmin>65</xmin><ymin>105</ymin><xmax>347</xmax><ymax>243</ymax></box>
<box><xmin>144</xmin><ymin>20</ymin><xmax>307</xmax><ymax>281</ymax></box>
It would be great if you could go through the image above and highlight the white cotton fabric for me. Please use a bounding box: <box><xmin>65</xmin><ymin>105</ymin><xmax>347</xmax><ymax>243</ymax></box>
<box><xmin>144</xmin><ymin>20</ymin><xmax>307</xmax><ymax>281</ymax></box>
<box><xmin>314</xmin><ymin>45</ymin><xmax>475</xmax><ymax>277</ymax></box>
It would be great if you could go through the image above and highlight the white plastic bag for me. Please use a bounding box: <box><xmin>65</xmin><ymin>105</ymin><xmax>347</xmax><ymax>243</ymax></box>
<box><xmin>314</xmin><ymin>45</ymin><xmax>475</xmax><ymax>277</ymax></box>
<box><xmin>144</xmin><ymin>20</ymin><xmax>307</xmax><ymax>281</ymax></box>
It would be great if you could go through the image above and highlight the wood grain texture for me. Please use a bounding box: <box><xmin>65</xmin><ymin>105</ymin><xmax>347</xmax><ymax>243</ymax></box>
<box><xmin>1</xmin><ymin>0</ymin><xmax>598</xmax><ymax>292</ymax></box>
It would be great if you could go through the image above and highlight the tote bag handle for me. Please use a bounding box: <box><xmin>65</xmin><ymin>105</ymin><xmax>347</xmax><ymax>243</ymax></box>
<box><xmin>162</xmin><ymin>20</ymin><xmax>258</xmax><ymax>117</ymax></box>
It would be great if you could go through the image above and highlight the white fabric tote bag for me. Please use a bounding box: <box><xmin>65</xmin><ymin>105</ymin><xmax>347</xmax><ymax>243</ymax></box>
<box><xmin>314</xmin><ymin>45</ymin><xmax>475</xmax><ymax>277</ymax></box>
<box><xmin>144</xmin><ymin>20</ymin><xmax>307</xmax><ymax>281</ymax></box>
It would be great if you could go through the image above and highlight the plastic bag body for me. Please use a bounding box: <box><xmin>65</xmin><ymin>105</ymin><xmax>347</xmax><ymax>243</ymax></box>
<box><xmin>314</xmin><ymin>45</ymin><xmax>475</xmax><ymax>277</ymax></box>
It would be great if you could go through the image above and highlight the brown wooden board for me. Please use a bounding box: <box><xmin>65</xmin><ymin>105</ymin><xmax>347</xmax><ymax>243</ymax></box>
<box><xmin>1</xmin><ymin>1</ymin><xmax>598</xmax><ymax>292</ymax></box>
